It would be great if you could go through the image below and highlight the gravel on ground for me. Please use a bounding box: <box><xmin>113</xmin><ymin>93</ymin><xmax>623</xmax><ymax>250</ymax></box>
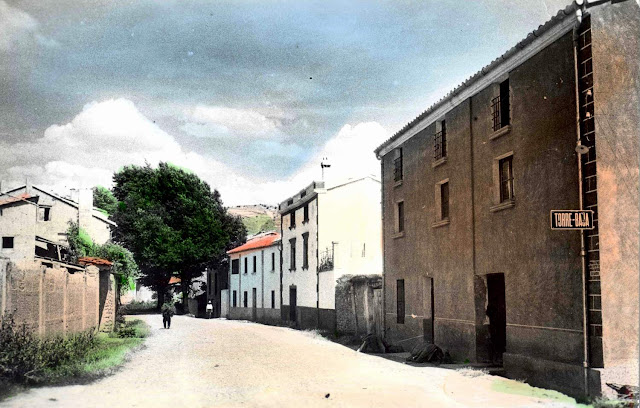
<box><xmin>0</xmin><ymin>315</ymin><xmax>584</xmax><ymax>408</ymax></box>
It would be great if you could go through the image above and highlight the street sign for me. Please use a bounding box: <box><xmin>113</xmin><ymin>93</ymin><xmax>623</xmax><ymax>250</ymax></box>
<box><xmin>550</xmin><ymin>210</ymin><xmax>594</xmax><ymax>230</ymax></box>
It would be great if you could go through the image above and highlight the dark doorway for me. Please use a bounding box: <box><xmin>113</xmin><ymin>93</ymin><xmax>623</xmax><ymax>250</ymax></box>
<box><xmin>289</xmin><ymin>286</ymin><xmax>297</xmax><ymax>323</ymax></box>
<box><xmin>252</xmin><ymin>288</ymin><xmax>257</xmax><ymax>321</ymax></box>
<box><xmin>486</xmin><ymin>273</ymin><xmax>506</xmax><ymax>364</ymax></box>
<box><xmin>422</xmin><ymin>277</ymin><xmax>435</xmax><ymax>344</ymax></box>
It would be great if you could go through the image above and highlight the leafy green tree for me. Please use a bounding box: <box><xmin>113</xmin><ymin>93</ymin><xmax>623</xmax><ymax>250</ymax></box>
<box><xmin>111</xmin><ymin>162</ymin><xmax>246</xmax><ymax>309</ymax></box>
<box><xmin>93</xmin><ymin>186</ymin><xmax>118</xmax><ymax>216</ymax></box>
<box><xmin>66</xmin><ymin>221</ymin><xmax>139</xmax><ymax>288</ymax></box>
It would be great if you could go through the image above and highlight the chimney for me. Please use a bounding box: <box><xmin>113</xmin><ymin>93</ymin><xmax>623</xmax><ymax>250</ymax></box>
<box><xmin>77</xmin><ymin>188</ymin><xmax>94</xmax><ymax>232</ymax></box>
<box><xmin>69</xmin><ymin>188</ymin><xmax>79</xmax><ymax>203</ymax></box>
<box><xmin>25</xmin><ymin>178</ymin><xmax>32</xmax><ymax>195</ymax></box>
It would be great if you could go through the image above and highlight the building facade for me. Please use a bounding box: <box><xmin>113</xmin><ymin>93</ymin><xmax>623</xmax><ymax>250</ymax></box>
<box><xmin>375</xmin><ymin>1</ymin><xmax>638</xmax><ymax>398</ymax></box>
<box><xmin>279</xmin><ymin>177</ymin><xmax>383</xmax><ymax>331</ymax></box>
<box><xmin>227</xmin><ymin>232</ymin><xmax>281</xmax><ymax>324</ymax></box>
<box><xmin>0</xmin><ymin>184</ymin><xmax>114</xmax><ymax>264</ymax></box>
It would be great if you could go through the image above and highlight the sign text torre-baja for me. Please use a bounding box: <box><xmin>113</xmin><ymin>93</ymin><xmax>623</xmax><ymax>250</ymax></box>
<box><xmin>550</xmin><ymin>210</ymin><xmax>594</xmax><ymax>230</ymax></box>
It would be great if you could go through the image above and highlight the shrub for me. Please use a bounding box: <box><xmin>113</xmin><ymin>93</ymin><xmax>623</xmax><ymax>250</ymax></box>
<box><xmin>120</xmin><ymin>300</ymin><xmax>156</xmax><ymax>315</ymax></box>
<box><xmin>0</xmin><ymin>315</ymin><xmax>97</xmax><ymax>384</ymax></box>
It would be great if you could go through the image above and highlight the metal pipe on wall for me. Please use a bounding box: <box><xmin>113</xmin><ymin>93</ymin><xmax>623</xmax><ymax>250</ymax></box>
<box><xmin>572</xmin><ymin>13</ymin><xmax>590</xmax><ymax>397</ymax></box>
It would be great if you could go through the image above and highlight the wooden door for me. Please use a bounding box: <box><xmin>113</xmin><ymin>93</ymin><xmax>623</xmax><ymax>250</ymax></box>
<box><xmin>373</xmin><ymin>288</ymin><xmax>383</xmax><ymax>335</ymax></box>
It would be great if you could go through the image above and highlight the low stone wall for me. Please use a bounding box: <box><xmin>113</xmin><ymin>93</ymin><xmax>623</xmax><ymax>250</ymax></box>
<box><xmin>0</xmin><ymin>259</ymin><xmax>100</xmax><ymax>336</ymax></box>
<box><xmin>98</xmin><ymin>269</ymin><xmax>116</xmax><ymax>332</ymax></box>
<box><xmin>229</xmin><ymin>307</ymin><xmax>281</xmax><ymax>325</ymax></box>
<box><xmin>335</xmin><ymin>275</ymin><xmax>382</xmax><ymax>336</ymax></box>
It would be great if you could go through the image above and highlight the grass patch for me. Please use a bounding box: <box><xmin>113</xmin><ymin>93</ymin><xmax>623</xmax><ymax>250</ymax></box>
<box><xmin>55</xmin><ymin>317</ymin><xmax>149</xmax><ymax>380</ymax></box>
<box><xmin>0</xmin><ymin>316</ymin><xmax>149</xmax><ymax>400</ymax></box>
<box><xmin>243</xmin><ymin>214</ymin><xmax>275</xmax><ymax>236</ymax></box>
<box><xmin>491</xmin><ymin>378</ymin><xmax>589</xmax><ymax>407</ymax></box>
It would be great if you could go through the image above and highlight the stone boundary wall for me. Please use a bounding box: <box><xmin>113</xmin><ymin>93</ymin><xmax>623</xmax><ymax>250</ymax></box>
<box><xmin>336</xmin><ymin>275</ymin><xmax>382</xmax><ymax>336</ymax></box>
<box><xmin>0</xmin><ymin>259</ymin><xmax>99</xmax><ymax>336</ymax></box>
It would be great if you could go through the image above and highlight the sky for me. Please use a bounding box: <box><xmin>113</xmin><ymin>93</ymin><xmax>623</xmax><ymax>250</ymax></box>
<box><xmin>0</xmin><ymin>0</ymin><xmax>572</xmax><ymax>206</ymax></box>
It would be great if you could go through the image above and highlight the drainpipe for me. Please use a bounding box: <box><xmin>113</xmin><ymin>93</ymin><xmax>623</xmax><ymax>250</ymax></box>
<box><xmin>572</xmin><ymin>12</ymin><xmax>590</xmax><ymax>397</ymax></box>
<box><xmin>316</xmin><ymin>196</ymin><xmax>320</xmax><ymax>329</ymax></box>
<box><xmin>379</xmin><ymin>158</ymin><xmax>386</xmax><ymax>338</ymax></box>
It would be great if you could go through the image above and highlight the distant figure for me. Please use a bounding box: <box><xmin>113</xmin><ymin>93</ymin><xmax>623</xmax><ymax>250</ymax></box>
<box><xmin>161</xmin><ymin>302</ymin><xmax>176</xmax><ymax>329</ymax></box>
<box><xmin>206</xmin><ymin>301</ymin><xmax>213</xmax><ymax>319</ymax></box>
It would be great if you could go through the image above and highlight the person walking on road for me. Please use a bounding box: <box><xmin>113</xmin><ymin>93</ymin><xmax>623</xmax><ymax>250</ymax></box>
<box><xmin>206</xmin><ymin>301</ymin><xmax>213</xmax><ymax>319</ymax></box>
<box><xmin>161</xmin><ymin>301</ymin><xmax>176</xmax><ymax>329</ymax></box>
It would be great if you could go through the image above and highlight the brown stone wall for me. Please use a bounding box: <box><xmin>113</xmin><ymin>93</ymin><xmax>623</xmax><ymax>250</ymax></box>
<box><xmin>590</xmin><ymin>0</ymin><xmax>640</xmax><ymax>391</ymax></box>
<box><xmin>0</xmin><ymin>259</ymin><xmax>100</xmax><ymax>336</ymax></box>
<box><xmin>382</xmin><ymin>88</ymin><xmax>477</xmax><ymax>358</ymax></box>
<box><xmin>381</xmin><ymin>27</ymin><xmax>595</xmax><ymax>393</ymax></box>
<box><xmin>473</xmin><ymin>31</ymin><xmax>585</xmax><ymax>374</ymax></box>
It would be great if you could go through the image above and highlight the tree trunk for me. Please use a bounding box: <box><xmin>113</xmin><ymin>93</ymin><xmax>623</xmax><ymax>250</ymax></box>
<box><xmin>181</xmin><ymin>279</ymin><xmax>189</xmax><ymax>315</ymax></box>
<box><xmin>156</xmin><ymin>286</ymin><xmax>165</xmax><ymax>311</ymax></box>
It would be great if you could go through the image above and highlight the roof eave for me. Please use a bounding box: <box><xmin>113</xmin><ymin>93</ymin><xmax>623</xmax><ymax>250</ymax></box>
<box><xmin>375</xmin><ymin>3</ymin><xmax>578</xmax><ymax>158</ymax></box>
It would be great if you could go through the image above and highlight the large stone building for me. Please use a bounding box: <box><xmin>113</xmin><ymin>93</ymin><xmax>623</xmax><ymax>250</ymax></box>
<box><xmin>227</xmin><ymin>232</ymin><xmax>281</xmax><ymax>324</ymax></box>
<box><xmin>374</xmin><ymin>0</ymin><xmax>638</xmax><ymax>398</ymax></box>
<box><xmin>279</xmin><ymin>177</ymin><xmax>382</xmax><ymax>331</ymax></box>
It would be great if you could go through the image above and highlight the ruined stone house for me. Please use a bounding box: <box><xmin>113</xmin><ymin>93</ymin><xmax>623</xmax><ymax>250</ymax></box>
<box><xmin>0</xmin><ymin>183</ymin><xmax>114</xmax><ymax>262</ymax></box>
<box><xmin>375</xmin><ymin>0</ymin><xmax>638</xmax><ymax>398</ymax></box>
<box><xmin>0</xmin><ymin>184</ymin><xmax>118</xmax><ymax>335</ymax></box>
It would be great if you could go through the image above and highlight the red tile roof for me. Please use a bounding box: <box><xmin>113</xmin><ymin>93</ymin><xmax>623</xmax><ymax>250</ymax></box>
<box><xmin>227</xmin><ymin>232</ymin><xmax>280</xmax><ymax>255</ymax></box>
<box><xmin>169</xmin><ymin>276</ymin><xmax>181</xmax><ymax>284</ymax></box>
<box><xmin>78</xmin><ymin>257</ymin><xmax>113</xmax><ymax>266</ymax></box>
<box><xmin>0</xmin><ymin>193</ymin><xmax>32</xmax><ymax>207</ymax></box>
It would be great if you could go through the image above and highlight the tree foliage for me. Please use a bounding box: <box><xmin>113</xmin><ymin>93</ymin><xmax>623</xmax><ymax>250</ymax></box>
<box><xmin>110</xmin><ymin>162</ymin><xmax>246</xmax><ymax>306</ymax></box>
<box><xmin>66</xmin><ymin>221</ymin><xmax>139</xmax><ymax>288</ymax></box>
<box><xmin>92</xmin><ymin>186</ymin><xmax>118</xmax><ymax>216</ymax></box>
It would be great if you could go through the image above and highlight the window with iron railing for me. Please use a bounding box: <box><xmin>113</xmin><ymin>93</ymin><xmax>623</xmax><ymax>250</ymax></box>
<box><xmin>434</xmin><ymin>120</ymin><xmax>446</xmax><ymax>160</ymax></box>
<box><xmin>491</xmin><ymin>79</ymin><xmax>510</xmax><ymax>132</ymax></box>
<box><xmin>393</xmin><ymin>148</ymin><xmax>403</xmax><ymax>182</ymax></box>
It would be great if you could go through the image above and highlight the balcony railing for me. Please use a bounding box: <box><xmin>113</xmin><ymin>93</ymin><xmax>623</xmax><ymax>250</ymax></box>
<box><xmin>491</xmin><ymin>95</ymin><xmax>502</xmax><ymax>132</ymax></box>
<box><xmin>434</xmin><ymin>129</ymin><xmax>446</xmax><ymax>160</ymax></box>
<box><xmin>393</xmin><ymin>157</ymin><xmax>403</xmax><ymax>182</ymax></box>
<box><xmin>318</xmin><ymin>248</ymin><xmax>334</xmax><ymax>272</ymax></box>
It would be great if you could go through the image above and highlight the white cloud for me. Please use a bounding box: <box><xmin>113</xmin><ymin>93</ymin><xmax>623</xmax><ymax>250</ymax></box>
<box><xmin>0</xmin><ymin>98</ymin><xmax>389</xmax><ymax>206</ymax></box>
<box><xmin>286</xmin><ymin>122</ymin><xmax>388</xmax><ymax>188</ymax></box>
<box><xmin>0</xmin><ymin>1</ymin><xmax>58</xmax><ymax>51</ymax></box>
<box><xmin>184</xmin><ymin>105</ymin><xmax>280</xmax><ymax>138</ymax></box>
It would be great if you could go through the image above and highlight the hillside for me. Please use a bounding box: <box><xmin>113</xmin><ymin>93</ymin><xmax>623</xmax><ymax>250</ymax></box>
<box><xmin>228</xmin><ymin>204</ymin><xmax>279</xmax><ymax>236</ymax></box>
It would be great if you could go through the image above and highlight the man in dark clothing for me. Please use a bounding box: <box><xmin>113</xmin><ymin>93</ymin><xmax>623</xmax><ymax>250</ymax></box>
<box><xmin>161</xmin><ymin>302</ymin><xmax>176</xmax><ymax>329</ymax></box>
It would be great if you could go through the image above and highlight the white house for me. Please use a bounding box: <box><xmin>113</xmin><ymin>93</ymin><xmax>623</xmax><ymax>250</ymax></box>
<box><xmin>226</xmin><ymin>232</ymin><xmax>281</xmax><ymax>324</ymax></box>
<box><xmin>279</xmin><ymin>176</ymin><xmax>382</xmax><ymax>331</ymax></box>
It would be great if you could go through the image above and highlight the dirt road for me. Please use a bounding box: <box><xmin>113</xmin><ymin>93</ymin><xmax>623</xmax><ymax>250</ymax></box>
<box><xmin>1</xmin><ymin>315</ymin><xmax>582</xmax><ymax>408</ymax></box>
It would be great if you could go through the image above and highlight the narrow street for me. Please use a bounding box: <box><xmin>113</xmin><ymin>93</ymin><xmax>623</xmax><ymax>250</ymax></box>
<box><xmin>2</xmin><ymin>316</ymin><xmax>581</xmax><ymax>408</ymax></box>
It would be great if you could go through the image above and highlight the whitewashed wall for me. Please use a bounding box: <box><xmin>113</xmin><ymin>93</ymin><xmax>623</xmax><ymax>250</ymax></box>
<box><xmin>281</xmin><ymin>197</ymin><xmax>318</xmax><ymax>309</ymax></box>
